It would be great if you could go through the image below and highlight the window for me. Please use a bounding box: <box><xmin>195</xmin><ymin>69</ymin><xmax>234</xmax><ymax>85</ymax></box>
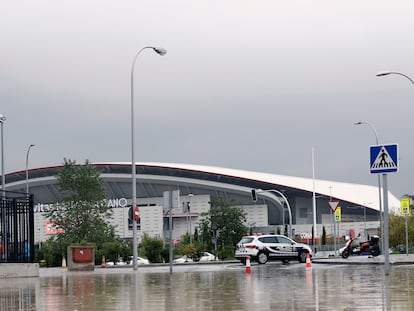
<box><xmin>277</xmin><ymin>236</ymin><xmax>292</xmax><ymax>244</ymax></box>
<box><xmin>259</xmin><ymin>236</ymin><xmax>278</xmax><ymax>244</ymax></box>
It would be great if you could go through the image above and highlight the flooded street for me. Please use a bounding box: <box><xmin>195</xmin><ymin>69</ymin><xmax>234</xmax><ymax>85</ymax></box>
<box><xmin>1</xmin><ymin>263</ymin><xmax>414</xmax><ymax>310</ymax></box>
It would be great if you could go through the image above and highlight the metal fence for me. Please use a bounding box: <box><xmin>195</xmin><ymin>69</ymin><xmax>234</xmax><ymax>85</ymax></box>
<box><xmin>0</xmin><ymin>190</ymin><xmax>34</xmax><ymax>263</ymax></box>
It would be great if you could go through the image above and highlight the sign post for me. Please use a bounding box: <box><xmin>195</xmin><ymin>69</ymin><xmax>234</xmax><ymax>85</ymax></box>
<box><xmin>163</xmin><ymin>191</ymin><xmax>173</xmax><ymax>273</ymax></box>
<box><xmin>370</xmin><ymin>144</ymin><xmax>398</xmax><ymax>275</ymax></box>
<box><xmin>401</xmin><ymin>197</ymin><xmax>410</xmax><ymax>256</ymax></box>
<box><xmin>328</xmin><ymin>201</ymin><xmax>339</xmax><ymax>256</ymax></box>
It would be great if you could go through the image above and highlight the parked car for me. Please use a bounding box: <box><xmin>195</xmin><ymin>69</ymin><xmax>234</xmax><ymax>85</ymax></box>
<box><xmin>127</xmin><ymin>256</ymin><xmax>150</xmax><ymax>265</ymax></box>
<box><xmin>174</xmin><ymin>255</ymin><xmax>193</xmax><ymax>263</ymax></box>
<box><xmin>199</xmin><ymin>252</ymin><xmax>217</xmax><ymax>262</ymax></box>
<box><xmin>235</xmin><ymin>234</ymin><xmax>313</xmax><ymax>264</ymax></box>
<box><xmin>174</xmin><ymin>252</ymin><xmax>217</xmax><ymax>263</ymax></box>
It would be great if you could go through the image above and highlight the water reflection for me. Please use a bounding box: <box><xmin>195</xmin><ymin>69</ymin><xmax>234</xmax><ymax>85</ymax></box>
<box><xmin>1</xmin><ymin>264</ymin><xmax>414</xmax><ymax>310</ymax></box>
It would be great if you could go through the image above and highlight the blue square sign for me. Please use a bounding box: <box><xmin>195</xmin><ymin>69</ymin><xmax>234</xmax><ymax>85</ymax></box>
<box><xmin>370</xmin><ymin>144</ymin><xmax>398</xmax><ymax>174</ymax></box>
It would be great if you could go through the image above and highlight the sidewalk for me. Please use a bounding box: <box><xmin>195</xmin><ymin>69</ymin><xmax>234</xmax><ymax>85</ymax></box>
<box><xmin>312</xmin><ymin>251</ymin><xmax>414</xmax><ymax>265</ymax></box>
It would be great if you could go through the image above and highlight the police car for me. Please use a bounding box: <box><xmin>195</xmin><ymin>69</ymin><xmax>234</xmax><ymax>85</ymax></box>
<box><xmin>235</xmin><ymin>234</ymin><xmax>313</xmax><ymax>264</ymax></box>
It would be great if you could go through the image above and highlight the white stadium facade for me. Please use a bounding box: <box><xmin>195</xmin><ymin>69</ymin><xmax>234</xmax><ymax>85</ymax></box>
<box><xmin>4</xmin><ymin>162</ymin><xmax>400</xmax><ymax>245</ymax></box>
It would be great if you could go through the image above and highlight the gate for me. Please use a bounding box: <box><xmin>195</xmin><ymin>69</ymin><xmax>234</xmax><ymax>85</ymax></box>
<box><xmin>0</xmin><ymin>190</ymin><xmax>34</xmax><ymax>263</ymax></box>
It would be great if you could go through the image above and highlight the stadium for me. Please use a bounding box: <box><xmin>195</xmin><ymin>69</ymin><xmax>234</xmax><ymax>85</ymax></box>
<box><xmin>4</xmin><ymin>162</ymin><xmax>400</xmax><ymax>245</ymax></box>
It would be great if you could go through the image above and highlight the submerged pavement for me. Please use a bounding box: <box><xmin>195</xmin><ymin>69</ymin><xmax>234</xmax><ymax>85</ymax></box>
<box><xmin>312</xmin><ymin>251</ymin><xmax>414</xmax><ymax>265</ymax></box>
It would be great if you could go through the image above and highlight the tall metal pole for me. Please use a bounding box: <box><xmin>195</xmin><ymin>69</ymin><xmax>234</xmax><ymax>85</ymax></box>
<box><xmin>312</xmin><ymin>147</ymin><xmax>317</xmax><ymax>253</ymax></box>
<box><xmin>131</xmin><ymin>46</ymin><xmax>167</xmax><ymax>271</ymax></box>
<box><xmin>354</xmin><ymin>121</ymin><xmax>383</xmax><ymax>252</ymax></box>
<box><xmin>169</xmin><ymin>191</ymin><xmax>173</xmax><ymax>274</ymax></box>
<box><xmin>382</xmin><ymin>174</ymin><xmax>390</xmax><ymax>275</ymax></box>
<box><xmin>0</xmin><ymin>115</ymin><xmax>6</xmax><ymax>260</ymax></box>
<box><xmin>25</xmin><ymin>144</ymin><xmax>35</xmax><ymax>196</ymax></box>
<box><xmin>0</xmin><ymin>115</ymin><xmax>5</xmax><ymax>195</ymax></box>
<box><xmin>376</xmin><ymin>71</ymin><xmax>413</xmax><ymax>262</ymax></box>
<box><xmin>364</xmin><ymin>205</ymin><xmax>366</xmax><ymax>240</ymax></box>
<box><xmin>329</xmin><ymin>187</ymin><xmax>338</xmax><ymax>256</ymax></box>
<box><xmin>405</xmin><ymin>214</ymin><xmax>409</xmax><ymax>256</ymax></box>
<box><xmin>188</xmin><ymin>194</ymin><xmax>194</xmax><ymax>245</ymax></box>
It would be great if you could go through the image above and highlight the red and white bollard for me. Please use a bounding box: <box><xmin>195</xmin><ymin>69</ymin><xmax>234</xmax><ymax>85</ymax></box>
<box><xmin>245</xmin><ymin>256</ymin><xmax>251</xmax><ymax>273</ymax></box>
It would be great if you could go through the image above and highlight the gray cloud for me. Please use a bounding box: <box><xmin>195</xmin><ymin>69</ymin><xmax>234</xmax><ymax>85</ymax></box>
<box><xmin>1</xmin><ymin>0</ymin><xmax>413</xmax><ymax>198</ymax></box>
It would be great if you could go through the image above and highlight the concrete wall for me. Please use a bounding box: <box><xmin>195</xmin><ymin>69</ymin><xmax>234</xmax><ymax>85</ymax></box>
<box><xmin>0</xmin><ymin>263</ymin><xmax>39</xmax><ymax>278</ymax></box>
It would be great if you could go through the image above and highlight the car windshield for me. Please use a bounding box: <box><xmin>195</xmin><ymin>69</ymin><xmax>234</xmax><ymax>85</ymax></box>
<box><xmin>239</xmin><ymin>237</ymin><xmax>254</xmax><ymax>244</ymax></box>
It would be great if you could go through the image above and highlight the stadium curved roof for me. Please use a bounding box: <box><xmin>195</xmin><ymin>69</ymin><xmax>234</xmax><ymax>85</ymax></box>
<box><xmin>5</xmin><ymin>162</ymin><xmax>399</xmax><ymax>212</ymax></box>
<box><xmin>131</xmin><ymin>162</ymin><xmax>399</xmax><ymax>212</ymax></box>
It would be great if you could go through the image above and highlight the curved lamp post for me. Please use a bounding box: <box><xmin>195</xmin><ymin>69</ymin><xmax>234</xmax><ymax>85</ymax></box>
<box><xmin>256</xmin><ymin>189</ymin><xmax>292</xmax><ymax>238</ymax></box>
<box><xmin>376</xmin><ymin>71</ymin><xmax>414</xmax><ymax>85</ymax></box>
<box><xmin>131</xmin><ymin>46</ymin><xmax>166</xmax><ymax>271</ymax></box>
<box><xmin>26</xmin><ymin>144</ymin><xmax>35</xmax><ymax>195</ymax></box>
<box><xmin>354</xmin><ymin>121</ymin><xmax>383</xmax><ymax>250</ymax></box>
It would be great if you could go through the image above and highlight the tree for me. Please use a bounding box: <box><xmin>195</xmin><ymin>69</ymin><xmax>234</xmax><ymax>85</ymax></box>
<box><xmin>389</xmin><ymin>211</ymin><xmax>407</xmax><ymax>248</ymax></box>
<box><xmin>45</xmin><ymin>159</ymin><xmax>115</xmax><ymax>244</ymax></box>
<box><xmin>322</xmin><ymin>226</ymin><xmax>326</xmax><ymax>246</ymax></box>
<box><xmin>139</xmin><ymin>233</ymin><xmax>164</xmax><ymax>263</ymax></box>
<box><xmin>200</xmin><ymin>197</ymin><xmax>247</xmax><ymax>259</ymax></box>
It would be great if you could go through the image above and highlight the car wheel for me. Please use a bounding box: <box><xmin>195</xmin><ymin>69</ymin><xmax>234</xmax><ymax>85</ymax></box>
<box><xmin>282</xmin><ymin>259</ymin><xmax>290</xmax><ymax>264</ymax></box>
<box><xmin>341</xmin><ymin>249</ymin><xmax>349</xmax><ymax>259</ymax></box>
<box><xmin>257</xmin><ymin>252</ymin><xmax>268</xmax><ymax>264</ymax></box>
<box><xmin>299</xmin><ymin>251</ymin><xmax>308</xmax><ymax>263</ymax></box>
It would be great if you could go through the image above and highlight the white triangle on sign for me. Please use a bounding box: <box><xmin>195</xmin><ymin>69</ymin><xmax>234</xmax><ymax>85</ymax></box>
<box><xmin>371</xmin><ymin>146</ymin><xmax>396</xmax><ymax>170</ymax></box>
<box><xmin>328</xmin><ymin>201</ymin><xmax>339</xmax><ymax>212</ymax></box>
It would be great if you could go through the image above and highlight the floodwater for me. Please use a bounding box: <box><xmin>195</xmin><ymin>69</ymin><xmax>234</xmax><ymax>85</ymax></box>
<box><xmin>1</xmin><ymin>262</ymin><xmax>414</xmax><ymax>310</ymax></box>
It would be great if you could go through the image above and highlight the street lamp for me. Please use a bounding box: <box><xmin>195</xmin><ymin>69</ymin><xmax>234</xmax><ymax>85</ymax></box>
<box><xmin>0</xmin><ymin>114</ymin><xmax>5</xmax><ymax>260</ymax></box>
<box><xmin>255</xmin><ymin>189</ymin><xmax>292</xmax><ymax>237</ymax></box>
<box><xmin>188</xmin><ymin>193</ymin><xmax>194</xmax><ymax>245</ymax></box>
<box><xmin>354</xmin><ymin>121</ymin><xmax>383</xmax><ymax>250</ymax></box>
<box><xmin>26</xmin><ymin>144</ymin><xmax>35</xmax><ymax>196</ymax></box>
<box><xmin>0</xmin><ymin>114</ymin><xmax>5</xmax><ymax>196</ymax></box>
<box><xmin>376</xmin><ymin>71</ymin><xmax>414</xmax><ymax>85</ymax></box>
<box><xmin>131</xmin><ymin>46</ymin><xmax>166</xmax><ymax>271</ymax></box>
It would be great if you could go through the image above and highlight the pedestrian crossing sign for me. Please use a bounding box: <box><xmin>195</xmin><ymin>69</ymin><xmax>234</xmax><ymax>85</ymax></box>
<box><xmin>370</xmin><ymin>144</ymin><xmax>398</xmax><ymax>174</ymax></box>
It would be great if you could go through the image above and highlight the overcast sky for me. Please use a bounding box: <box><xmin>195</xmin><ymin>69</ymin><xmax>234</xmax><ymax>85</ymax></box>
<box><xmin>1</xmin><ymin>1</ymin><xmax>414</xmax><ymax>199</ymax></box>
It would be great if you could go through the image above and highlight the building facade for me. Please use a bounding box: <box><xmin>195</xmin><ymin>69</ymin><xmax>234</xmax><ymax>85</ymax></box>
<box><xmin>4</xmin><ymin>162</ymin><xmax>400</xmax><ymax>244</ymax></box>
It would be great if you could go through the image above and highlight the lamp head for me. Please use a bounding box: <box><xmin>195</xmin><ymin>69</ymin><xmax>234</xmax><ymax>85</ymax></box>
<box><xmin>354</xmin><ymin>121</ymin><xmax>363</xmax><ymax>125</ymax></box>
<box><xmin>376</xmin><ymin>71</ymin><xmax>391</xmax><ymax>77</ymax></box>
<box><xmin>0</xmin><ymin>114</ymin><xmax>6</xmax><ymax>123</ymax></box>
<box><xmin>153</xmin><ymin>47</ymin><xmax>167</xmax><ymax>56</ymax></box>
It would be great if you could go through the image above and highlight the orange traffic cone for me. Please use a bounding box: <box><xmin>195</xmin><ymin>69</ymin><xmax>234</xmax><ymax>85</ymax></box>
<box><xmin>305</xmin><ymin>253</ymin><xmax>312</xmax><ymax>269</ymax></box>
<box><xmin>245</xmin><ymin>256</ymin><xmax>251</xmax><ymax>273</ymax></box>
<box><xmin>61</xmin><ymin>256</ymin><xmax>67</xmax><ymax>269</ymax></box>
<box><xmin>101</xmin><ymin>255</ymin><xmax>106</xmax><ymax>268</ymax></box>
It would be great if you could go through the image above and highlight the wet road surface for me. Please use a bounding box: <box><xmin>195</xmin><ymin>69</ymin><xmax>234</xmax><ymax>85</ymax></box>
<box><xmin>1</xmin><ymin>262</ymin><xmax>413</xmax><ymax>310</ymax></box>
